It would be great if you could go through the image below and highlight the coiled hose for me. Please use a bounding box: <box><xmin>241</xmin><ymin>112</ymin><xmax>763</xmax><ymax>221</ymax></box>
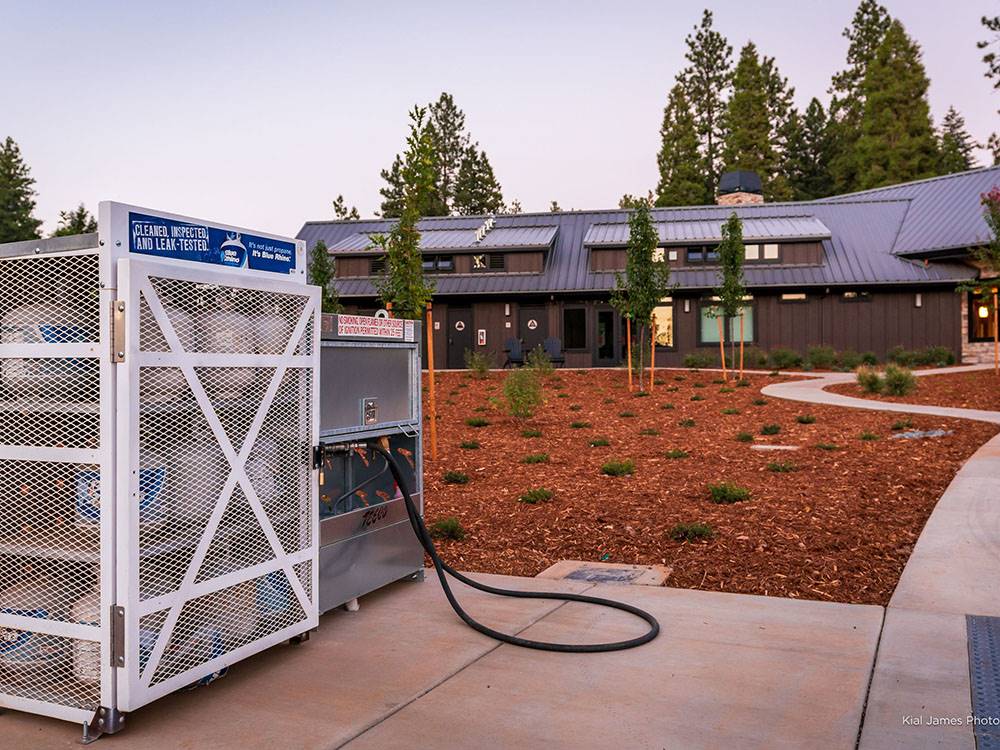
<box><xmin>368</xmin><ymin>442</ymin><xmax>660</xmax><ymax>652</ymax></box>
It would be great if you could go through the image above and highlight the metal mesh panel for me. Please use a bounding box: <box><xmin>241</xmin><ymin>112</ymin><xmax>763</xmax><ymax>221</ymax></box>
<box><xmin>294</xmin><ymin>560</ymin><xmax>312</xmax><ymax>601</ymax></box>
<box><xmin>0</xmin><ymin>254</ymin><xmax>100</xmax><ymax>344</ymax></box>
<box><xmin>0</xmin><ymin>251</ymin><xmax>103</xmax><ymax>716</ymax></box>
<box><xmin>148</xmin><ymin>572</ymin><xmax>306</xmax><ymax>687</ymax></box>
<box><xmin>146</xmin><ymin>276</ymin><xmax>307</xmax><ymax>355</ymax></box>
<box><xmin>195</xmin><ymin>487</ymin><xmax>275</xmax><ymax>583</ymax></box>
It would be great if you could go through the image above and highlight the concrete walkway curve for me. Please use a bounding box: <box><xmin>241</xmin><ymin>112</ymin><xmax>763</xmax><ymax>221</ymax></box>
<box><xmin>762</xmin><ymin>363</ymin><xmax>1000</xmax><ymax>749</ymax></box>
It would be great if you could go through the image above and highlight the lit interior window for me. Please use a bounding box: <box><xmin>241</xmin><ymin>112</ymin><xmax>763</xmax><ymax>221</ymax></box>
<box><xmin>668</xmin><ymin>249</ymin><xmax>678</xmax><ymax>261</ymax></box>
<box><xmin>744</xmin><ymin>244</ymin><xmax>760</xmax><ymax>260</ymax></box>
<box><xmin>781</xmin><ymin>293</ymin><xmax>807</xmax><ymax>302</ymax></box>
<box><xmin>763</xmin><ymin>243</ymin><xmax>779</xmax><ymax>260</ymax></box>
<box><xmin>652</xmin><ymin>248</ymin><xmax>664</xmax><ymax>262</ymax></box>
<box><xmin>652</xmin><ymin>299</ymin><xmax>674</xmax><ymax>347</ymax></box>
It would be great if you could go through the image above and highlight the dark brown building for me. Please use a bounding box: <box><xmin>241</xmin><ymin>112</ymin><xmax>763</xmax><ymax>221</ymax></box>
<box><xmin>297</xmin><ymin>168</ymin><xmax>1000</xmax><ymax>369</ymax></box>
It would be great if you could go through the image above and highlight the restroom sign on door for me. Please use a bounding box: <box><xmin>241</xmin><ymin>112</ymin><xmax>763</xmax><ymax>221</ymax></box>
<box><xmin>477</xmin><ymin>329</ymin><xmax>487</xmax><ymax>346</ymax></box>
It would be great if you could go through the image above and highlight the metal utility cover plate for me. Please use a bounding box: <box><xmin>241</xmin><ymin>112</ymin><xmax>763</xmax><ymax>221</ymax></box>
<box><xmin>967</xmin><ymin>614</ymin><xmax>1000</xmax><ymax>747</ymax></box>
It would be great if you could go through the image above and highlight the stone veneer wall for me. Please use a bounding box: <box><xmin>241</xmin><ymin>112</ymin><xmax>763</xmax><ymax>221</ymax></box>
<box><xmin>961</xmin><ymin>292</ymin><xmax>998</xmax><ymax>363</ymax></box>
<box><xmin>716</xmin><ymin>191</ymin><xmax>764</xmax><ymax>206</ymax></box>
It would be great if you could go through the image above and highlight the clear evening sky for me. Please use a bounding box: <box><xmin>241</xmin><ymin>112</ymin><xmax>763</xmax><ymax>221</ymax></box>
<box><xmin>2</xmin><ymin>1</ymin><xmax>997</xmax><ymax>237</ymax></box>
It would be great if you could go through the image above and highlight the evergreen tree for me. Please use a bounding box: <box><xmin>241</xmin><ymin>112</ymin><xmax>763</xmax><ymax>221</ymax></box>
<box><xmin>761</xmin><ymin>54</ymin><xmax>795</xmax><ymax>201</ymax></box>
<box><xmin>549</xmin><ymin>201</ymin><xmax>562</xmax><ymax>212</ymax></box>
<box><xmin>307</xmin><ymin>240</ymin><xmax>342</xmax><ymax>314</ymax></box>
<box><xmin>428</xmin><ymin>93</ymin><xmax>470</xmax><ymax>211</ymax></box>
<box><xmin>52</xmin><ymin>203</ymin><xmax>97</xmax><ymax>236</ymax></box>
<box><xmin>377</xmin><ymin>155</ymin><xmax>406</xmax><ymax>218</ymax></box>
<box><xmin>682</xmin><ymin>10</ymin><xmax>733</xmax><ymax>202</ymax></box>
<box><xmin>655</xmin><ymin>83</ymin><xmax>704</xmax><ymax>207</ymax></box>
<box><xmin>828</xmin><ymin>0</ymin><xmax>893</xmax><ymax>192</ymax></box>
<box><xmin>784</xmin><ymin>98</ymin><xmax>835</xmax><ymax>200</ymax></box>
<box><xmin>452</xmin><ymin>145</ymin><xmax>504</xmax><ymax>216</ymax></box>
<box><xmin>506</xmin><ymin>198</ymin><xmax>523</xmax><ymax>214</ymax></box>
<box><xmin>332</xmin><ymin>194</ymin><xmax>360</xmax><ymax>220</ymax></box>
<box><xmin>721</xmin><ymin>43</ymin><xmax>790</xmax><ymax>201</ymax></box>
<box><xmin>620</xmin><ymin>192</ymin><xmax>655</xmax><ymax>209</ymax></box>
<box><xmin>937</xmin><ymin>107</ymin><xmax>978</xmax><ymax>174</ymax></box>
<box><xmin>0</xmin><ymin>136</ymin><xmax>43</xmax><ymax>243</ymax></box>
<box><xmin>371</xmin><ymin>106</ymin><xmax>436</xmax><ymax>320</ymax></box>
<box><xmin>855</xmin><ymin>20</ymin><xmax>939</xmax><ymax>189</ymax></box>
<box><xmin>610</xmin><ymin>198</ymin><xmax>671</xmax><ymax>391</ymax></box>
<box><xmin>988</xmin><ymin>133</ymin><xmax>1000</xmax><ymax>167</ymax></box>
<box><xmin>979</xmin><ymin>12</ymin><xmax>1000</xmax><ymax>104</ymax></box>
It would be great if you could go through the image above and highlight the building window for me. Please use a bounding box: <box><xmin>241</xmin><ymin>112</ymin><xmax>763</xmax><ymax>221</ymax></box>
<box><xmin>472</xmin><ymin>253</ymin><xmax>488</xmax><ymax>271</ymax></box>
<box><xmin>970</xmin><ymin>292</ymin><xmax>997</xmax><ymax>342</ymax></box>
<box><xmin>489</xmin><ymin>253</ymin><xmax>505</xmax><ymax>270</ymax></box>
<box><xmin>745</xmin><ymin>244</ymin><xmax>760</xmax><ymax>261</ymax></box>
<box><xmin>763</xmin><ymin>243</ymin><xmax>779</xmax><ymax>260</ymax></box>
<box><xmin>842</xmin><ymin>291</ymin><xmax>872</xmax><ymax>302</ymax></box>
<box><xmin>653</xmin><ymin>248</ymin><xmax>664</xmax><ymax>262</ymax></box>
<box><xmin>668</xmin><ymin>249</ymin><xmax>678</xmax><ymax>262</ymax></box>
<box><xmin>422</xmin><ymin>255</ymin><xmax>454</xmax><ymax>273</ymax></box>
<box><xmin>370</xmin><ymin>256</ymin><xmax>386</xmax><ymax>274</ymax></box>
<box><xmin>780</xmin><ymin>293</ymin><xmax>807</xmax><ymax>302</ymax></box>
<box><xmin>652</xmin><ymin>299</ymin><xmax>674</xmax><ymax>347</ymax></box>
<box><xmin>699</xmin><ymin>301</ymin><xmax>754</xmax><ymax>344</ymax></box>
<box><xmin>687</xmin><ymin>246</ymin><xmax>720</xmax><ymax>264</ymax></box>
<box><xmin>563</xmin><ymin>307</ymin><xmax>587</xmax><ymax>349</ymax></box>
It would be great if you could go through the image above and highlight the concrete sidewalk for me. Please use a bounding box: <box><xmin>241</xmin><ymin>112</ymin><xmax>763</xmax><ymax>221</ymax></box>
<box><xmin>2</xmin><ymin>574</ymin><xmax>882</xmax><ymax>749</ymax></box>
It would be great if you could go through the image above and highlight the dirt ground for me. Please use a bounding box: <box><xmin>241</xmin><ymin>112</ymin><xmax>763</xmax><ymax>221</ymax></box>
<box><xmin>421</xmin><ymin>368</ymin><xmax>997</xmax><ymax>606</ymax></box>
<box><xmin>827</xmin><ymin>368</ymin><xmax>1000</xmax><ymax>412</ymax></box>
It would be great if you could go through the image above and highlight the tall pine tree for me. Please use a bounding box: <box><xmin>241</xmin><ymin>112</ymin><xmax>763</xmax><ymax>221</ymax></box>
<box><xmin>428</xmin><ymin>93</ymin><xmax>470</xmax><ymax>211</ymax></box>
<box><xmin>377</xmin><ymin>155</ymin><xmax>406</xmax><ymax>218</ymax></box>
<box><xmin>682</xmin><ymin>10</ymin><xmax>732</xmax><ymax>202</ymax></box>
<box><xmin>655</xmin><ymin>83</ymin><xmax>704</xmax><ymax>207</ymax></box>
<box><xmin>937</xmin><ymin>107</ymin><xmax>977</xmax><ymax>174</ymax></box>
<box><xmin>332</xmin><ymin>194</ymin><xmax>360</xmax><ymax>220</ymax></box>
<box><xmin>0</xmin><ymin>136</ymin><xmax>42</xmax><ymax>243</ymax></box>
<box><xmin>855</xmin><ymin>19</ymin><xmax>939</xmax><ymax>189</ymax></box>
<box><xmin>721</xmin><ymin>43</ymin><xmax>791</xmax><ymax>201</ymax></box>
<box><xmin>828</xmin><ymin>1</ymin><xmax>892</xmax><ymax>193</ymax></box>
<box><xmin>452</xmin><ymin>145</ymin><xmax>504</xmax><ymax>215</ymax></box>
<box><xmin>783</xmin><ymin>98</ymin><xmax>835</xmax><ymax>200</ymax></box>
<box><xmin>52</xmin><ymin>204</ymin><xmax>97</xmax><ymax>236</ymax></box>
<box><xmin>307</xmin><ymin>240</ymin><xmax>342</xmax><ymax>314</ymax></box>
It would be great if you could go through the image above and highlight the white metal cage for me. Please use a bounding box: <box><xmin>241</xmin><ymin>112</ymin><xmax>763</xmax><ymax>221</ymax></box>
<box><xmin>0</xmin><ymin>204</ymin><xmax>319</xmax><ymax>732</ymax></box>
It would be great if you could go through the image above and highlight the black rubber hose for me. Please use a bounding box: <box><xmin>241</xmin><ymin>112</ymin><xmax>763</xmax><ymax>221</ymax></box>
<box><xmin>368</xmin><ymin>443</ymin><xmax>660</xmax><ymax>652</ymax></box>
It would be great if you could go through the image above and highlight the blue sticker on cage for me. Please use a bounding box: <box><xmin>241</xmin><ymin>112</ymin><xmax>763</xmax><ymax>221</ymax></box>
<box><xmin>0</xmin><ymin>608</ymin><xmax>50</xmax><ymax>658</ymax></box>
<box><xmin>75</xmin><ymin>466</ymin><xmax>166</xmax><ymax>523</ymax></box>
<box><xmin>256</xmin><ymin>571</ymin><xmax>291</xmax><ymax>615</ymax></box>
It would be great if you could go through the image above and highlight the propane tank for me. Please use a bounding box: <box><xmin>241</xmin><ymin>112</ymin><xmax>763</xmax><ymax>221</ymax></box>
<box><xmin>198</xmin><ymin>292</ymin><xmax>254</xmax><ymax>399</ymax></box>
<box><xmin>143</xmin><ymin>306</ymin><xmax>196</xmax><ymax>400</ymax></box>
<box><xmin>256</xmin><ymin>570</ymin><xmax>292</xmax><ymax>633</ymax></box>
<box><xmin>0</xmin><ymin>302</ymin><xmax>91</xmax><ymax>397</ymax></box>
<box><xmin>74</xmin><ymin>450</ymin><xmax>167</xmax><ymax>527</ymax></box>
<box><xmin>167</xmin><ymin>432</ymin><xmax>221</xmax><ymax>526</ymax></box>
<box><xmin>255</xmin><ymin>305</ymin><xmax>290</xmax><ymax>355</ymax></box>
<box><xmin>246</xmin><ymin>438</ymin><xmax>281</xmax><ymax>511</ymax></box>
<box><xmin>214</xmin><ymin>581</ymin><xmax>259</xmax><ymax>644</ymax></box>
<box><xmin>0</xmin><ymin>573</ymin><xmax>68</xmax><ymax>677</ymax></box>
<box><xmin>70</xmin><ymin>586</ymin><xmax>100</xmax><ymax>685</ymax></box>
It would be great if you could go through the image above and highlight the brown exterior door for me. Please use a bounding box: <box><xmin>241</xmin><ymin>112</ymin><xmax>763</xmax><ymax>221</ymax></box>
<box><xmin>595</xmin><ymin>308</ymin><xmax>619</xmax><ymax>366</ymax></box>
<box><xmin>447</xmin><ymin>307</ymin><xmax>474</xmax><ymax>369</ymax></box>
<box><xmin>519</xmin><ymin>305</ymin><xmax>547</xmax><ymax>355</ymax></box>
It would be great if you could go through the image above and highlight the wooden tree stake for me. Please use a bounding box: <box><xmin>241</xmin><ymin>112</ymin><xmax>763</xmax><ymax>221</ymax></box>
<box><xmin>426</xmin><ymin>303</ymin><xmax>438</xmax><ymax>461</ymax></box>
<box><xmin>626</xmin><ymin>316</ymin><xmax>633</xmax><ymax>391</ymax></box>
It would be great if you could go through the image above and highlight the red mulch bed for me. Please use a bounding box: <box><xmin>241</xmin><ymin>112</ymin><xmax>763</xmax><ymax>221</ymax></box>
<box><xmin>827</xmin><ymin>369</ymin><xmax>1000</xmax><ymax>412</ymax></box>
<box><xmin>421</xmin><ymin>369</ymin><xmax>997</xmax><ymax>606</ymax></box>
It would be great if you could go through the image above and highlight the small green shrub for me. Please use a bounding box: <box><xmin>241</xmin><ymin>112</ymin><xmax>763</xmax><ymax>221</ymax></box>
<box><xmin>569</xmin><ymin>404</ymin><xmax>582</xmax><ymax>411</ymax></box>
<box><xmin>673</xmin><ymin>375</ymin><xmax>686</xmax><ymax>382</ymax></box>
<box><xmin>752</xmin><ymin>398</ymin><xmax>768</xmax><ymax>406</ymax></box>
<box><xmin>888</xmin><ymin>345</ymin><xmax>955</xmax><ymax>368</ymax></box>
<box><xmin>836</xmin><ymin>349</ymin><xmax>863</xmax><ymax>370</ymax></box>
<box><xmin>633</xmin><ymin>390</ymin><xmax>650</xmax><ymax>398</ymax></box>
<box><xmin>741</xmin><ymin>347</ymin><xmax>769</xmax><ymax>367</ymax></box>
<box><xmin>519</xmin><ymin>487</ymin><xmax>554</xmax><ymax>504</ymax></box>
<box><xmin>640</xmin><ymin>428</ymin><xmax>660</xmax><ymax>436</ymax></box>
<box><xmin>796</xmin><ymin>414</ymin><xmax>816</xmax><ymax>424</ymax></box>
<box><xmin>882</xmin><ymin>364</ymin><xmax>916</xmax><ymax>396</ymax></box>
<box><xmin>684</xmin><ymin>352</ymin><xmax>716</xmax><ymax>369</ymax></box>
<box><xmin>556</xmin><ymin>392</ymin><xmax>569</xmax><ymax>398</ymax></box>
<box><xmin>460</xmin><ymin>440</ymin><xmax>480</xmax><ymax>450</ymax></box>
<box><xmin>816</xmin><ymin>443</ymin><xmax>840</xmax><ymax>451</ymax></box>
<box><xmin>769</xmin><ymin>348</ymin><xmax>803</xmax><ymax>370</ymax></box>
<box><xmin>661</xmin><ymin>402</ymin><xmax>675</xmax><ymax>410</ymax></box>
<box><xmin>618</xmin><ymin>411</ymin><xmax>636</xmax><ymax>418</ymax></box>
<box><xmin>923</xmin><ymin>345</ymin><xmax>955</xmax><ymax>366</ymax></box>
<box><xmin>457</xmin><ymin>382</ymin><xmax>469</xmax><ymax>388</ymax></box>
<box><xmin>892</xmin><ymin>417</ymin><xmax>913</xmax><ymax>431</ymax></box>
<box><xmin>712</xmin><ymin>378</ymin><xmax>725</xmax><ymax>385</ymax></box>
<box><xmin>522</xmin><ymin>453</ymin><xmax>549</xmax><ymax>464</ymax></box>
<box><xmin>669</xmin><ymin>522</ymin><xmax>714</xmax><ymax>541</ymax></box>
<box><xmin>473</xmin><ymin>405</ymin><xmax>487</xmax><ymax>413</ymax></box>
<box><xmin>602</xmin><ymin>397</ymin><xmax>615</xmax><ymax>404</ymax></box>
<box><xmin>736</xmin><ymin>431</ymin><xmax>753</xmax><ymax>443</ymax></box>
<box><xmin>708</xmin><ymin>483</ymin><xmax>750</xmax><ymax>504</ymax></box>
<box><xmin>767</xmin><ymin>460</ymin><xmax>797</xmax><ymax>473</ymax></box>
<box><xmin>589</xmin><ymin>436</ymin><xmax>610</xmax><ymax>447</ymax></box>
<box><xmin>856</xmin><ymin>367</ymin><xmax>883</xmax><ymax>394</ymax></box>
<box><xmin>525</xmin><ymin>345</ymin><xmax>554</xmax><ymax>375</ymax></box>
<box><xmin>665</xmin><ymin>385</ymin><xmax>679</xmax><ymax>392</ymax></box>
<box><xmin>760</xmin><ymin>424</ymin><xmax>781</xmax><ymax>435</ymax></box>
<box><xmin>693</xmin><ymin>382</ymin><xmax>706</xmax><ymax>388</ymax></box>
<box><xmin>806</xmin><ymin>345</ymin><xmax>837</xmax><ymax>370</ymax></box>
<box><xmin>859</xmin><ymin>431</ymin><xmax>879</xmax><ymax>441</ymax></box>
<box><xmin>722</xmin><ymin>408</ymin><xmax>741</xmax><ymax>415</ymax></box>
<box><xmin>521</xmin><ymin>428</ymin><xmax>542</xmax><ymax>438</ymax></box>
<box><xmin>503</xmin><ymin>369</ymin><xmax>542</xmax><ymax>419</ymax></box>
<box><xmin>665</xmin><ymin>449</ymin><xmax>689</xmax><ymax>459</ymax></box>
<box><xmin>861</xmin><ymin>351</ymin><xmax>878</xmax><ymax>366</ymax></box>
<box><xmin>465</xmin><ymin>417</ymin><xmax>490</xmax><ymax>428</ymax></box>
<box><xmin>429</xmin><ymin>517</ymin><xmax>465</xmax><ymax>540</ymax></box>
<box><xmin>690</xmin><ymin>395</ymin><xmax>705</xmax><ymax>401</ymax></box>
<box><xmin>736</xmin><ymin>379</ymin><xmax>751</xmax><ymax>387</ymax></box>
<box><xmin>464</xmin><ymin>348</ymin><xmax>491</xmax><ymax>378</ymax></box>
<box><xmin>570</xmin><ymin>420</ymin><xmax>591</xmax><ymax>429</ymax></box>
<box><xmin>679</xmin><ymin>418</ymin><xmax>696</xmax><ymax>427</ymax></box>
<box><xmin>443</xmin><ymin>471</ymin><xmax>469</xmax><ymax>485</ymax></box>
<box><xmin>601</xmin><ymin>459</ymin><xmax>635</xmax><ymax>476</ymax></box>
<box><xmin>719</xmin><ymin>387</ymin><xmax>735</xmax><ymax>393</ymax></box>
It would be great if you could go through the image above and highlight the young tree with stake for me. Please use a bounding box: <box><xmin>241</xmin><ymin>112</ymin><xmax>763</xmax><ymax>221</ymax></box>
<box><xmin>712</xmin><ymin>214</ymin><xmax>747</xmax><ymax>381</ymax></box>
<box><xmin>610</xmin><ymin>198</ymin><xmax>672</xmax><ymax>392</ymax></box>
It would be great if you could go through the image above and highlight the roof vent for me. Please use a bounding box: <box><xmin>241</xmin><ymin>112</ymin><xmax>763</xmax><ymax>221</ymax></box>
<box><xmin>717</xmin><ymin>170</ymin><xmax>764</xmax><ymax>205</ymax></box>
<box><xmin>474</xmin><ymin>216</ymin><xmax>496</xmax><ymax>243</ymax></box>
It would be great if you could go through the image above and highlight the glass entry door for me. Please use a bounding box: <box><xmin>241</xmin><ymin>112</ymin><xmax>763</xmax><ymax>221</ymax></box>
<box><xmin>595</xmin><ymin>309</ymin><xmax>618</xmax><ymax>366</ymax></box>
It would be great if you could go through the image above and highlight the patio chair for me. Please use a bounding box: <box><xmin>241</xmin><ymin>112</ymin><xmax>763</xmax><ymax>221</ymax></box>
<box><xmin>543</xmin><ymin>337</ymin><xmax>566</xmax><ymax>367</ymax></box>
<box><xmin>503</xmin><ymin>337</ymin><xmax>525</xmax><ymax>368</ymax></box>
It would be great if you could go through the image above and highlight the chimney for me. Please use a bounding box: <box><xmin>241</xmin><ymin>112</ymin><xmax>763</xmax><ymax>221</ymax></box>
<box><xmin>717</xmin><ymin>170</ymin><xmax>763</xmax><ymax>206</ymax></box>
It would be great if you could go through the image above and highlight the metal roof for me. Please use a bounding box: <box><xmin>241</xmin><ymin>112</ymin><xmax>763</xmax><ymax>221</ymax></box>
<box><xmin>297</xmin><ymin>168</ymin><xmax>996</xmax><ymax>298</ymax></box>
<box><xmin>583</xmin><ymin>215</ymin><xmax>831</xmax><ymax>246</ymax></box>
<box><xmin>324</xmin><ymin>224</ymin><xmax>557</xmax><ymax>255</ymax></box>
<box><xmin>819</xmin><ymin>166</ymin><xmax>1000</xmax><ymax>256</ymax></box>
